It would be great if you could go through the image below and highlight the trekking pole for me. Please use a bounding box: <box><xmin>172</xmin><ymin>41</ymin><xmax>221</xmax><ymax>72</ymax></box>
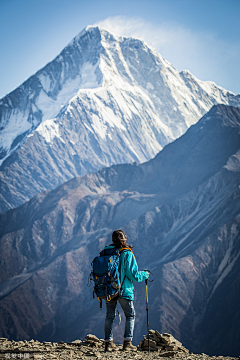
<box><xmin>145</xmin><ymin>278</ymin><xmax>150</xmax><ymax>353</ymax></box>
<box><xmin>144</xmin><ymin>270</ymin><xmax>154</xmax><ymax>354</ymax></box>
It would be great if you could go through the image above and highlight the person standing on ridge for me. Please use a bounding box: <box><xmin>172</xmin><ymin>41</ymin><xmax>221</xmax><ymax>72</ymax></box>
<box><xmin>104</xmin><ymin>229</ymin><xmax>149</xmax><ymax>352</ymax></box>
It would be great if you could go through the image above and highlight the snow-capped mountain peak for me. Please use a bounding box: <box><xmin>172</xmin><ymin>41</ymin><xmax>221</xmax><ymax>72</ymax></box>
<box><xmin>0</xmin><ymin>26</ymin><xmax>240</xmax><ymax>213</ymax></box>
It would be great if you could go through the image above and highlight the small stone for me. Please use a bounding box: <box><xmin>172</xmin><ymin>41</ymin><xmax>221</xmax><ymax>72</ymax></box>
<box><xmin>0</xmin><ymin>338</ymin><xmax>8</xmax><ymax>341</ymax></box>
<box><xmin>85</xmin><ymin>334</ymin><xmax>99</xmax><ymax>342</ymax></box>
<box><xmin>152</xmin><ymin>334</ymin><xmax>160</xmax><ymax>342</ymax></box>
<box><xmin>143</xmin><ymin>339</ymin><xmax>157</xmax><ymax>348</ymax></box>
<box><xmin>173</xmin><ymin>340</ymin><xmax>182</xmax><ymax>347</ymax></box>
<box><xmin>178</xmin><ymin>346</ymin><xmax>189</xmax><ymax>353</ymax></box>
<box><xmin>160</xmin><ymin>336</ymin><xmax>170</xmax><ymax>345</ymax></box>
<box><xmin>165</xmin><ymin>345</ymin><xmax>178</xmax><ymax>351</ymax></box>
<box><xmin>157</xmin><ymin>341</ymin><xmax>167</xmax><ymax>346</ymax></box>
<box><xmin>69</xmin><ymin>340</ymin><xmax>82</xmax><ymax>346</ymax></box>
<box><xmin>95</xmin><ymin>352</ymin><xmax>101</xmax><ymax>358</ymax></box>
<box><xmin>159</xmin><ymin>350</ymin><xmax>176</xmax><ymax>357</ymax></box>
<box><xmin>43</xmin><ymin>341</ymin><xmax>52</xmax><ymax>346</ymax></box>
<box><xmin>69</xmin><ymin>350</ymin><xmax>74</xmax><ymax>357</ymax></box>
<box><xmin>142</xmin><ymin>346</ymin><xmax>158</xmax><ymax>352</ymax></box>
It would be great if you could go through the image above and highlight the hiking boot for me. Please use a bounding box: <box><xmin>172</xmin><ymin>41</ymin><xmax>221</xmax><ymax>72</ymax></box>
<box><xmin>123</xmin><ymin>340</ymin><xmax>137</xmax><ymax>351</ymax></box>
<box><xmin>105</xmin><ymin>340</ymin><xmax>117</xmax><ymax>352</ymax></box>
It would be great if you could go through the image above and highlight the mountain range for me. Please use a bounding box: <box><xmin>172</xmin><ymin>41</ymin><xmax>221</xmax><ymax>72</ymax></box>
<box><xmin>0</xmin><ymin>26</ymin><xmax>240</xmax><ymax>213</ymax></box>
<box><xmin>0</xmin><ymin>104</ymin><xmax>240</xmax><ymax>356</ymax></box>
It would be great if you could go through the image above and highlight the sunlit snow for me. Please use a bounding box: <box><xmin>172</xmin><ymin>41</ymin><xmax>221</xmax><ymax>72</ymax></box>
<box><xmin>36</xmin><ymin>119</ymin><xmax>61</xmax><ymax>143</ymax></box>
<box><xmin>0</xmin><ymin>25</ymin><xmax>239</xmax><ymax>167</ymax></box>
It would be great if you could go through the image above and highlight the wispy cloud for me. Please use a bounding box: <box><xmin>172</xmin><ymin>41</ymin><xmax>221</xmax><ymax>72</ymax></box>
<box><xmin>94</xmin><ymin>16</ymin><xmax>240</xmax><ymax>93</ymax></box>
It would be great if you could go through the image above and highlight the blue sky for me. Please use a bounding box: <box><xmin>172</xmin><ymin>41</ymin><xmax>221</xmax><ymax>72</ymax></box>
<box><xmin>0</xmin><ymin>0</ymin><xmax>239</xmax><ymax>98</ymax></box>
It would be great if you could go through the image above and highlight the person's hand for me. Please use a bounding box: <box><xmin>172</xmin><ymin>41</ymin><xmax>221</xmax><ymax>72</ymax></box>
<box><xmin>144</xmin><ymin>269</ymin><xmax>150</xmax><ymax>277</ymax></box>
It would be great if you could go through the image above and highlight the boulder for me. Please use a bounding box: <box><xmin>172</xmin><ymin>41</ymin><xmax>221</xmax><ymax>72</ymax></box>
<box><xmin>138</xmin><ymin>329</ymin><xmax>189</xmax><ymax>354</ymax></box>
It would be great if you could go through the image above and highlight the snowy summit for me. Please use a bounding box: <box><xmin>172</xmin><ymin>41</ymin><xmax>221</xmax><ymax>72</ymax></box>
<box><xmin>0</xmin><ymin>26</ymin><xmax>239</xmax><ymax>212</ymax></box>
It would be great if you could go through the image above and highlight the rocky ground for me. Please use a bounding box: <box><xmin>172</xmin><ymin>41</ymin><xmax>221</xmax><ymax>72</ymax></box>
<box><xmin>0</xmin><ymin>332</ymin><xmax>239</xmax><ymax>360</ymax></box>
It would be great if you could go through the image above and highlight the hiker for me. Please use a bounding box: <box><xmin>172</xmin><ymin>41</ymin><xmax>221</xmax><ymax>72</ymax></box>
<box><xmin>104</xmin><ymin>229</ymin><xmax>149</xmax><ymax>352</ymax></box>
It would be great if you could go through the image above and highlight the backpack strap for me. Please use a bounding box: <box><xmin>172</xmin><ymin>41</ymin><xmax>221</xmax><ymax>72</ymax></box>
<box><xmin>119</xmin><ymin>247</ymin><xmax>136</xmax><ymax>259</ymax></box>
<box><xmin>118</xmin><ymin>247</ymin><xmax>135</xmax><ymax>288</ymax></box>
<box><xmin>98</xmin><ymin>297</ymin><xmax>102</xmax><ymax>309</ymax></box>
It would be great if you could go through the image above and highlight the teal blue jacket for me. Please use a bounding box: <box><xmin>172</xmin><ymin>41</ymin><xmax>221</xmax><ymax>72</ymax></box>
<box><xmin>105</xmin><ymin>245</ymin><xmax>149</xmax><ymax>300</ymax></box>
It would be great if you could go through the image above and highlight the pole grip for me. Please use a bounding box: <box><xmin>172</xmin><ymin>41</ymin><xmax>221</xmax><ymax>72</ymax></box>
<box><xmin>144</xmin><ymin>269</ymin><xmax>154</xmax><ymax>282</ymax></box>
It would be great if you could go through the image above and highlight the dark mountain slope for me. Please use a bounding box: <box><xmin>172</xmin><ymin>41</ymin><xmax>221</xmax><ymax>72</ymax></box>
<box><xmin>0</xmin><ymin>105</ymin><xmax>240</xmax><ymax>355</ymax></box>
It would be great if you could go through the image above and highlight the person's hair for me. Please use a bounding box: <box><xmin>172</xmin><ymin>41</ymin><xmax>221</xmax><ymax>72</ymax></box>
<box><xmin>111</xmin><ymin>230</ymin><xmax>133</xmax><ymax>249</ymax></box>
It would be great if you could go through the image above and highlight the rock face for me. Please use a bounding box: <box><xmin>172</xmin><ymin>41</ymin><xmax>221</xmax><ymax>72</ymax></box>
<box><xmin>1</xmin><ymin>26</ymin><xmax>240</xmax><ymax>213</ymax></box>
<box><xmin>0</xmin><ymin>105</ymin><xmax>240</xmax><ymax>356</ymax></box>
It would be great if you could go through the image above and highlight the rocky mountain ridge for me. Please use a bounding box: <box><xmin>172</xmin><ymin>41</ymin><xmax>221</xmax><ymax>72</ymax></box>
<box><xmin>1</xmin><ymin>26</ymin><xmax>240</xmax><ymax>213</ymax></box>
<box><xmin>0</xmin><ymin>105</ymin><xmax>240</xmax><ymax>356</ymax></box>
<box><xmin>0</xmin><ymin>332</ymin><xmax>238</xmax><ymax>360</ymax></box>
